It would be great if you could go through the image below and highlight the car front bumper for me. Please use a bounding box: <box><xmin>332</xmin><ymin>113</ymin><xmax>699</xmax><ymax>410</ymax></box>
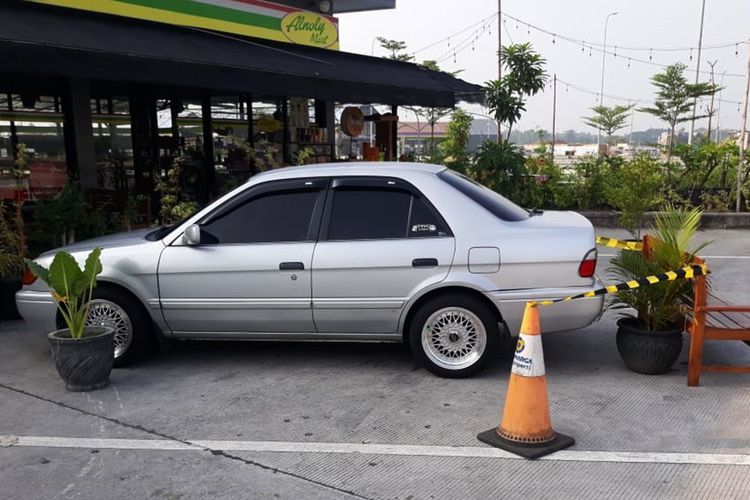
<box><xmin>486</xmin><ymin>282</ymin><xmax>605</xmax><ymax>336</ymax></box>
<box><xmin>16</xmin><ymin>289</ymin><xmax>57</xmax><ymax>333</ymax></box>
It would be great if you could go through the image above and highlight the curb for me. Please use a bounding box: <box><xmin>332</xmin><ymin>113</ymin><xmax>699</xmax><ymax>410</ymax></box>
<box><xmin>579</xmin><ymin>211</ymin><xmax>750</xmax><ymax>230</ymax></box>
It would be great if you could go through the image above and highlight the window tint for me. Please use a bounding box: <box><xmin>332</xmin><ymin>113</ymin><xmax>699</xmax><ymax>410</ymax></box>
<box><xmin>438</xmin><ymin>170</ymin><xmax>529</xmax><ymax>222</ymax></box>
<box><xmin>408</xmin><ymin>196</ymin><xmax>449</xmax><ymax>238</ymax></box>
<box><xmin>202</xmin><ymin>189</ymin><xmax>319</xmax><ymax>244</ymax></box>
<box><xmin>328</xmin><ymin>188</ymin><xmax>411</xmax><ymax>240</ymax></box>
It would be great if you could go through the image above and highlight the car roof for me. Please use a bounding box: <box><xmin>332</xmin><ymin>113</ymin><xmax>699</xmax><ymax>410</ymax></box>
<box><xmin>251</xmin><ymin>162</ymin><xmax>447</xmax><ymax>181</ymax></box>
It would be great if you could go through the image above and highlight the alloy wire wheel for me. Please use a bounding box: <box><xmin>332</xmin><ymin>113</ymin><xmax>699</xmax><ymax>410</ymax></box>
<box><xmin>421</xmin><ymin>306</ymin><xmax>488</xmax><ymax>371</ymax></box>
<box><xmin>86</xmin><ymin>299</ymin><xmax>133</xmax><ymax>359</ymax></box>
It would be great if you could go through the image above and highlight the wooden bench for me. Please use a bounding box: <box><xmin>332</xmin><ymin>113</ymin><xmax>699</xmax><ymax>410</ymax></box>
<box><xmin>685</xmin><ymin>256</ymin><xmax>750</xmax><ymax>386</ymax></box>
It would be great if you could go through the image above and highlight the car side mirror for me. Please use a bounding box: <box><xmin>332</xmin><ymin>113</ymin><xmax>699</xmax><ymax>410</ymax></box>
<box><xmin>182</xmin><ymin>224</ymin><xmax>201</xmax><ymax>246</ymax></box>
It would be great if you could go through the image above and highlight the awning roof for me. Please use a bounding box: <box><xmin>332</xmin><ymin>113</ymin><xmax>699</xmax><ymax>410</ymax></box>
<box><xmin>0</xmin><ymin>2</ymin><xmax>483</xmax><ymax>108</ymax></box>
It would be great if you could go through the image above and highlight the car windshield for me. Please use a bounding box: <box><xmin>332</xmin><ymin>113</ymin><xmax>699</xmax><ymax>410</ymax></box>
<box><xmin>437</xmin><ymin>170</ymin><xmax>529</xmax><ymax>222</ymax></box>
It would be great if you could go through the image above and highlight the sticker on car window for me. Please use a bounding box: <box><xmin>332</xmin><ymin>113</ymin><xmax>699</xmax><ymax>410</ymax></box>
<box><xmin>411</xmin><ymin>224</ymin><xmax>437</xmax><ymax>233</ymax></box>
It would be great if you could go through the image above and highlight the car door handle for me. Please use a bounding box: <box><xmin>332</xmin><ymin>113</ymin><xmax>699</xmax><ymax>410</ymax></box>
<box><xmin>279</xmin><ymin>262</ymin><xmax>305</xmax><ymax>271</ymax></box>
<box><xmin>412</xmin><ymin>258</ymin><xmax>438</xmax><ymax>268</ymax></box>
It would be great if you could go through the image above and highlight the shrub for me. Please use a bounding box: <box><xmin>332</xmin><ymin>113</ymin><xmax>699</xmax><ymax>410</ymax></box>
<box><xmin>469</xmin><ymin>140</ymin><xmax>527</xmax><ymax>202</ymax></box>
<box><xmin>606</xmin><ymin>154</ymin><xmax>664</xmax><ymax>238</ymax></box>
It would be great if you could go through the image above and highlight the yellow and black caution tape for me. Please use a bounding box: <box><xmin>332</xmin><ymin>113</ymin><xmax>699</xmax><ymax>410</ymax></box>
<box><xmin>595</xmin><ymin>236</ymin><xmax>643</xmax><ymax>252</ymax></box>
<box><xmin>530</xmin><ymin>263</ymin><xmax>708</xmax><ymax>307</ymax></box>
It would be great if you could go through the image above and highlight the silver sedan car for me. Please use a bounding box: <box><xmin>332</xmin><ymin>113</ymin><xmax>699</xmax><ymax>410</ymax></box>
<box><xmin>18</xmin><ymin>162</ymin><xmax>603</xmax><ymax>377</ymax></box>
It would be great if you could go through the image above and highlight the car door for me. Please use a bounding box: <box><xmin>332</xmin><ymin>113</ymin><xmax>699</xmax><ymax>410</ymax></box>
<box><xmin>157</xmin><ymin>177</ymin><xmax>327</xmax><ymax>335</ymax></box>
<box><xmin>312</xmin><ymin>176</ymin><xmax>455</xmax><ymax>334</ymax></box>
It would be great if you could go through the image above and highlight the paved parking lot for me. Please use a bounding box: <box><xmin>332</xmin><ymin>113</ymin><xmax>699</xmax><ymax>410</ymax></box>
<box><xmin>1</xmin><ymin>228</ymin><xmax>749</xmax><ymax>499</ymax></box>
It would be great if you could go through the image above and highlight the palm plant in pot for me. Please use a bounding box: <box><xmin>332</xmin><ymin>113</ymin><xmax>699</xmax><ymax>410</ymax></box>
<box><xmin>608</xmin><ymin>205</ymin><xmax>710</xmax><ymax>374</ymax></box>
<box><xmin>25</xmin><ymin>247</ymin><xmax>114</xmax><ymax>391</ymax></box>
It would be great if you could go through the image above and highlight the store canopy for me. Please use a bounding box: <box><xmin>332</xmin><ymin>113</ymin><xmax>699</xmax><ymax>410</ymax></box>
<box><xmin>0</xmin><ymin>2</ymin><xmax>484</xmax><ymax>108</ymax></box>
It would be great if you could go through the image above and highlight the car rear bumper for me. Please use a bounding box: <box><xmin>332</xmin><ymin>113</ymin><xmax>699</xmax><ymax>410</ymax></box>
<box><xmin>486</xmin><ymin>282</ymin><xmax>604</xmax><ymax>336</ymax></box>
<box><xmin>15</xmin><ymin>289</ymin><xmax>57</xmax><ymax>333</ymax></box>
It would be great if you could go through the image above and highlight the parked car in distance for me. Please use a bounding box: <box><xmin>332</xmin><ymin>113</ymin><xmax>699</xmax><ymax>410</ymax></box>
<box><xmin>18</xmin><ymin>162</ymin><xmax>603</xmax><ymax>377</ymax></box>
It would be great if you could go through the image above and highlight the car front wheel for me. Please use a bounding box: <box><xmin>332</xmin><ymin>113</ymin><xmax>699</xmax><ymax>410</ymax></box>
<box><xmin>409</xmin><ymin>294</ymin><xmax>498</xmax><ymax>378</ymax></box>
<box><xmin>84</xmin><ymin>288</ymin><xmax>153</xmax><ymax>367</ymax></box>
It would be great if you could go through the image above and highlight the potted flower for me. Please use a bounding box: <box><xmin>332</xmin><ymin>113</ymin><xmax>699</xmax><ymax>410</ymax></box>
<box><xmin>0</xmin><ymin>202</ymin><xmax>24</xmax><ymax>319</ymax></box>
<box><xmin>608</xmin><ymin>205</ymin><xmax>710</xmax><ymax>374</ymax></box>
<box><xmin>25</xmin><ymin>247</ymin><xmax>114</xmax><ymax>391</ymax></box>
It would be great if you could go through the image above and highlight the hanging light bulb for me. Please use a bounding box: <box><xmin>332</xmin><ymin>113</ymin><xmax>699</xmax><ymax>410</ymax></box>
<box><xmin>689</xmin><ymin>48</ymin><xmax>693</xmax><ymax>61</ymax></box>
<box><xmin>736</xmin><ymin>44</ymin><xmax>739</xmax><ymax>56</ymax></box>
<box><xmin>627</xmin><ymin>57</ymin><xmax>631</xmax><ymax>68</ymax></box>
<box><xmin>614</xmin><ymin>45</ymin><xmax>617</xmax><ymax>58</ymax></box>
<box><xmin>552</xmin><ymin>34</ymin><xmax>556</xmax><ymax>45</ymax></box>
<box><xmin>649</xmin><ymin>48</ymin><xmax>653</xmax><ymax>61</ymax></box>
<box><xmin>581</xmin><ymin>43</ymin><xmax>585</xmax><ymax>53</ymax></box>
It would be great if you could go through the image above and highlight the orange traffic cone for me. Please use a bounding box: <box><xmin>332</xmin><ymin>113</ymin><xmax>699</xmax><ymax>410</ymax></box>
<box><xmin>477</xmin><ymin>302</ymin><xmax>574</xmax><ymax>459</ymax></box>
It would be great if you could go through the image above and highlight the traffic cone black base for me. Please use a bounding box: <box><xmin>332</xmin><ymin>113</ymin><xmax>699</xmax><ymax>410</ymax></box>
<box><xmin>477</xmin><ymin>428</ymin><xmax>575</xmax><ymax>460</ymax></box>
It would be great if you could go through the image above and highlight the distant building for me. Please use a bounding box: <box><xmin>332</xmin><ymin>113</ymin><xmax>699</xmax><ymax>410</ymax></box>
<box><xmin>398</xmin><ymin>118</ymin><xmax>498</xmax><ymax>157</ymax></box>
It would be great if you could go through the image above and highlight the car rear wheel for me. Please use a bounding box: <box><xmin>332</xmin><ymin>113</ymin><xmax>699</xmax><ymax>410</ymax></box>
<box><xmin>84</xmin><ymin>288</ymin><xmax>153</xmax><ymax>367</ymax></box>
<box><xmin>409</xmin><ymin>294</ymin><xmax>498</xmax><ymax>378</ymax></box>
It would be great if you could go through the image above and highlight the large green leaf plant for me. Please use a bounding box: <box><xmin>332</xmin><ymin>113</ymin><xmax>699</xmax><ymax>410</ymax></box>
<box><xmin>25</xmin><ymin>248</ymin><xmax>103</xmax><ymax>339</ymax></box>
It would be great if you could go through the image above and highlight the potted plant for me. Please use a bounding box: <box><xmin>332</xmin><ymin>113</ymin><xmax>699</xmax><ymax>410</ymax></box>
<box><xmin>0</xmin><ymin>202</ymin><xmax>24</xmax><ymax>319</ymax></box>
<box><xmin>608</xmin><ymin>205</ymin><xmax>709</xmax><ymax>374</ymax></box>
<box><xmin>0</xmin><ymin>143</ymin><xmax>30</xmax><ymax>319</ymax></box>
<box><xmin>25</xmin><ymin>247</ymin><xmax>114</xmax><ymax>391</ymax></box>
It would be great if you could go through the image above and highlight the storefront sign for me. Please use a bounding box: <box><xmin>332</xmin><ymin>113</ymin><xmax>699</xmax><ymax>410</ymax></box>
<box><xmin>29</xmin><ymin>0</ymin><xmax>340</xmax><ymax>50</ymax></box>
<box><xmin>281</xmin><ymin>12</ymin><xmax>338</xmax><ymax>48</ymax></box>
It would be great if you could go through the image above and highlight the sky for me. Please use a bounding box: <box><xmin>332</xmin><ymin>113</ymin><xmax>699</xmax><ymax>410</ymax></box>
<box><xmin>337</xmin><ymin>0</ymin><xmax>750</xmax><ymax>134</ymax></box>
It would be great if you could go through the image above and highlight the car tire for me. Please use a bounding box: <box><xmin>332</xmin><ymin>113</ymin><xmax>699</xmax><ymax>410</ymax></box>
<box><xmin>409</xmin><ymin>293</ymin><xmax>499</xmax><ymax>378</ymax></box>
<box><xmin>84</xmin><ymin>288</ymin><xmax>153</xmax><ymax>367</ymax></box>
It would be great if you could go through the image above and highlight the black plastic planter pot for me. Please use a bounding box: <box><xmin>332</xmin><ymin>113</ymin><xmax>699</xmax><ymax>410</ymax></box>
<box><xmin>0</xmin><ymin>278</ymin><xmax>22</xmax><ymax>320</ymax></box>
<box><xmin>616</xmin><ymin>318</ymin><xmax>683</xmax><ymax>375</ymax></box>
<box><xmin>48</xmin><ymin>327</ymin><xmax>114</xmax><ymax>391</ymax></box>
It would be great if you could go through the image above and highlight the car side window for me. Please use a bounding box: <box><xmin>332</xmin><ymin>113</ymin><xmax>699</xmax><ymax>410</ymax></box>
<box><xmin>327</xmin><ymin>188</ymin><xmax>411</xmax><ymax>240</ymax></box>
<box><xmin>201</xmin><ymin>189</ymin><xmax>320</xmax><ymax>244</ymax></box>
<box><xmin>408</xmin><ymin>195</ymin><xmax>449</xmax><ymax>238</ymax></box>
<box><xmin>326</xmin><ymin>187</ymin><xmax>450</xmax><ymax>241</ymax></box>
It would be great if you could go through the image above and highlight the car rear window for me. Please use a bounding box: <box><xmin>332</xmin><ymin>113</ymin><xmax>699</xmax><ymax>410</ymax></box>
<box><xmin>438</xmin><ymin>170</ymin><xmax>529</xmax><ymax>222</ymax></box>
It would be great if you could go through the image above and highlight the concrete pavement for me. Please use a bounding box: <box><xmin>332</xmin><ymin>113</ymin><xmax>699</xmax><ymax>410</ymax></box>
<box><xmin>1</xmin><ymin>228</ymin><xmax>749</xmax><ymax>499</ymax></box>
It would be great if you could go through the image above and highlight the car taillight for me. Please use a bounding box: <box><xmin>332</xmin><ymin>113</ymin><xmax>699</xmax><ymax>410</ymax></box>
<box><xmin>22</xmin><ymin>266</ymin><xmax>37</xmax><ymax>286</ymax></box>
<box><xmin>578</xmin><ymin>249</ymin><xmax>597</xmax><ymax>278</ymax></box>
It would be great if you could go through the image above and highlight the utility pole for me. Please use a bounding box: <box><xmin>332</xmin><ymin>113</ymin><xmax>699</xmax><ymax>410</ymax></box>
<box><xmin>598</xmin><ymin>12</ymin><xmax>618</xmax><ymax>150</ymax></box>
<box><xmin>715</xmin><ymin>71</ymin><xmax>726</xmax><ymax>143</ymax></box>
<box><xmin>551</xmin><ymin>74</ymin><xmax>557</xmax><ymax>161</ymax></box>
<box><xmin>737</xmin><ymin>38</ymin><xmax>750</xmax><ymax>213</ymax></box>
<box><xmin>688</xmin><ymin>0</ymin><xmax>707</xmax><ymax>145</ymax></box>
<box><xmin>497</xmin><ymin>0</ymin><xmax>502</xmax><ymax>143</ymax></box>
<box><xmin>706</xmin><ymin>60</ymin><xmax>718</xmax><ymax>142</ymax></box>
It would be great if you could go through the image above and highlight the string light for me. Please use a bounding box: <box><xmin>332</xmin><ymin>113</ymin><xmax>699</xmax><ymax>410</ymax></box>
<box><xmin>496</xmin><ymin>10</ymin><xmax>746</xmax><ymax>77</ymax></box>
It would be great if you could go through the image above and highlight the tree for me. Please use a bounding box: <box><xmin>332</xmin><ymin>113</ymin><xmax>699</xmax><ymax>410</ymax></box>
<box><xmin>583</xmin><ymin>104</ymin><xmax>633</xmax><ymax>146</ymax></box>
<box><xmin>441</xmin><ymin>108</ymin><xmax>473</xmax><ymax>170</ymax></box>
<box><xmin>640</xmin><ymin>63</ymin><xmax>721</xmax><ymax>163</ymax></box>
<box><xmin>376</xmin><ymin>37</ymin><xmax>413</xmax><ymax>62</ymax></box>
<box><xmin>485</xmin><ymin>43</ymin><xmax>547</xmax><ymax>141</ymax></box>
<box><xmin>417</xmin><ymin>59</ymin><xmax>453</xmax><ymax>160</ymax></box>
